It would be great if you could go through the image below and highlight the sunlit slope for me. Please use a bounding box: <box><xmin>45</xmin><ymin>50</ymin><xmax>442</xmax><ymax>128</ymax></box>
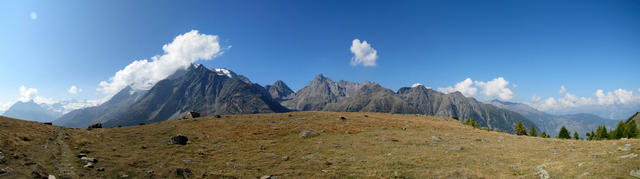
<box><xmin>1</xmin><ymin>112</ymin><xmax>639</xmax><ymax>178</ymax></box>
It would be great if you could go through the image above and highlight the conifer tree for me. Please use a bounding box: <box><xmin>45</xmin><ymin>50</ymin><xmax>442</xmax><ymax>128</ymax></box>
<box><xmin>612</xmin><ymin>121</ymin><xmax>626</xmax><ymax>139</ymax></box>
<box><xmin>573</xmin><ymin>131</ymin><xmax>580</xmax><ymax>140</ymax></box>
<box><xmin>514</xmin><ymin>121</ymin><xmax>527</xmax><ymax>135</ymax></box>
<box><xmin>540</xmin><ymin>131</ymin><xmax>548</xmax><ymax>138</ymax></box>
<box><xmin>558</xmin><ymin>126</ymin><xmax>571</xmax><ymax>139</ymax></box>
<box><xmin>595</xmin><ymin>125</ymin><xmax>609</xmax><ymax>140</ymax></box>
<box><xmin>626</xmin><ymin>122</ymin><xmax>639</xmax><ymax>138</ymax></box>
<box><xmin>464</xmin><ymin>118</ymin><xmax>480</xmax><ymax>129</ymax></box>
<box><xmin>529</xmin><ymin>123</ymin><xmax>538</xmax><ymax>137</ymax></box>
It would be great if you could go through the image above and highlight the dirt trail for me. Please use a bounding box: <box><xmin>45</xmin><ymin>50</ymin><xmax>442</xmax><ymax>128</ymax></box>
<box><xmin>49</xmin><ymin>128</ymin><xmax>78</xmax><ymax>178</ymax></box>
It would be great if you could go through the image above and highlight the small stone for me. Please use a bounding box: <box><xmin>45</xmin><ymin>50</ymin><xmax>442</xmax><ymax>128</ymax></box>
<box><xmin>77</xmin><ymin>153</ymin><xmax>87</xmax><ymax>158</ymax></box>
<box><xmin>260</xmin><ymin>175</ymin><xmax>271</xmax><ymax>179</ymax></box>
<box><xmin>141</xmin><ymin>146</ymin><xmax>147</xmax><ymax>149</ymax></box>
<box><xmin>578</xmin><ymin>162</ymin><xmax>584</xmax><ymax>167</ymax></box>
<box><xmin>81</xmin><ymin>157</ymin><xmax>97</xmax><ymax>163</ymax></box>
<box><xmin>119</xmin><ymin>174</ymin><xmax>129</xmax><ymax>178</ymax></box>
<box><xmin>321</xmin><ymin>169</ymin><xmax>329</xmax><ymax>173</ymax></box>
<box><xmin>287</xmin><ymin>114</ymin><xmax>293</xmax><ymax>117</ymax></box>
<box><xmin>0</xmin><ymin>167</ymin><xmax>11</xmax><ymax>176</ymax></box>
<box><xmin>299</xmin><ymin>130</ymin><xmax>319</xmax><ymax>138</ymax></box>
<box><xmin>83</xmin><ymin>162</ymin><xmax>94</xmax><ymax>168</ymax></box>
<box><xmin>301</xmin><ymin>154</ymin><xmax>314</xmax><ymax>160</ymax></box>
<box><xmin>48</xmin><ymin>174</ymin><xmax>56</xmax><ymax>179</ymax></box>
<box><xmin>578</xmin><ymin>172</ymin><xmax>591</xmax><ymax>178</ymax></box>
<box><xmin>176</xmin><ymin>168</ymin><xmax>191</xmax><ymax>178</ymax></box>
<box><xmin>431</xmin><ymin>136</ymin><xmax>442</xmax><ymax>141</ymax></box>
<box><xmin>592</xmin><ymin>154</ymin><xmax>599</xmax><ymax>158</ymax></box>
<box><xmin>337</xmin><ymin>116</ymin><xmax>346</xmax><ymax>121</ymax></box>
<box><xmin>402</xmin><ymin>127</ymin><xmax>407</xmax><ymax>131</ymax></box>
<box><xmin>96</xmin><ymin>167</ymin><xmax>105</xmax><ymax>171</ymax></box>
<box><xmin>449</xmin><ymin>146</ymin><xmax>466</xmax><ymax>151</ymax></box>
<box><xmin>182</xmin><ymin>159</ymin><xmax>194</xmax><ymax>163</ymax></box>
<box><xmin>145</xmin><ymin>170</ymin><xmax>154</xmax><ymax>175</ymax></box>
<box><xmin>630</xmin><ymin>168</ymin><xmax>640</xmax><ymax>178</ymax></box>
<box><xmin>324</xmin><ymin>161</ymin><xmax>332</xmax><ymax>165</ymax></box>
<box><xmin>282</xmin><ymin>156</ymin><xmax>289</xmax><ymax>161</ymax></box>
<box><xmin>258</xmin><ymin>146</ymin><xmax>264</xmax><ymax>151</ymax></box>
<box><xmin>536</xmin><ymin>165</ymin><xmax>550</xmax><ymax>179</ymax></box>
<box><xmin>619</xmin><ymin>153</ymin><xmax>638</xmax><ymax>159</ymax></box>
<box><xmin>510</xmin><ymin>165</ymin><xmax>518</xmax><ymax>170</ymax></box>
<box><xmin>215</xmin><ymin>115</ymin><xmax>222</xmax><ymax>118</ymax></box>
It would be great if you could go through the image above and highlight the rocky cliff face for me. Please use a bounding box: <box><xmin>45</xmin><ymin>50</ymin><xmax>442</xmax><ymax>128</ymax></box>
<box><xmin>103</xmin><ymin>64</ymin><xmax>288</xmax><ymax>127</ymax></box>
<box><xmin>265</xmin><ymin>80</ymin><xmax>294</xmax><ymax>102</ymax></box>
<box><xmin>281</xmin><ymin>74</ymin><xmax>361</xmax><ymax>111</ymax></box>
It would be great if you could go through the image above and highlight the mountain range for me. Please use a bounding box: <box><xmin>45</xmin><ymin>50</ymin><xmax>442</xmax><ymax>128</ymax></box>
<box><xmin>277</xmin><ymin>74</ymin><xmax>536</xmax><ymax>132</ymax></box>
<box><xmin>5</xmin><ymin>64</ymin><xmax>628</xmax><ymax>135</ymax></box>
<box><xmin>2</xmin><ymin>100</ymin><xmax>61</xmax><ymax>122</ymax></box>
<box><xmin>489</xmin><ymin>100</ymin><xmax>618</xmax><ymax>137</ymax></box>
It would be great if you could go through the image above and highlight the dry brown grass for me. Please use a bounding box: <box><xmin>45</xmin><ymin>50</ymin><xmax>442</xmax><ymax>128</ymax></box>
<box><xmin>1</xmin><ymin>112</ymin><xmax>639</xmax><ymax>178</ymax></box>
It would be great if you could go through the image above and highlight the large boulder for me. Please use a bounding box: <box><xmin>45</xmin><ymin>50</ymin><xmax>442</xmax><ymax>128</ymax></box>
<box><xmin>87</xmin><ymin>123</ymin><xmax>102</xmax><ymax>130</ymax></box>
<box><xmin>181</xmin><ymin>111</ymin><xmax>200</xmax><ymax>119</ymax></box>
<box><xmin>168</xmin><ymin>135</ymin><xmax>188</xmax><ymax>145</ymax></box>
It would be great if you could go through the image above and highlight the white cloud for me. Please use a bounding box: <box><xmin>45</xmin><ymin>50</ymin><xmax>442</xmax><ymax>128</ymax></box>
<box><xmin>475</xmin><ymin>77</ymin><xmax>514</xmax><ymax>101</ymax></box>
<box><xmin>68</xmin><ymin>86</ymin><xmax>82</xmax><ymax>94</ymax></box>
<box><xmin>30</xmin><ymin>12</ymin><xmax>37</xmax><ymax>20</ymax></box>
<box><xmin>559</xmin><ymin>85</ymin><xmax>566</xmax><ymax>94</ymax></box>
<box><xmin>528</xmin><ymin>87</ymin><xmax>640</xmax><ymax>115</ymax></box>
<box><xmin>437</xmin><ymin>78</ymin><xmax>477</xmax><ymax>97</ymax></box>
<box><xmin>350</xmin><ymin>39</ymin><xmax>378</xmax><ymax>67</ymax></box>
<box><xmin>16</xmin><ymin>85</ymin><xmax>56</xmax><ymax>104</ymax></box>
<box><xmin>18</xmin><ymin>86</ymin><xmax>38</xmax><ymax>102</ymax></box>
<box><xmin>99</xmin><ymin>30</ymin><xmax>226</xmax><ymax>95</ymax></box>
<box><xmin>0</xmin><ymin>101</ymin><xmax>13</xmax><ymax>112</ymax></box>
<box><xmin>531</xmin><ymin>94</ymin><xmax>542</xmax><ymax>103</ymax></box>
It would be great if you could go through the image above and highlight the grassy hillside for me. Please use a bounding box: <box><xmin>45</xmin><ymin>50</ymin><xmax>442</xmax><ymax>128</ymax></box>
<box><xmin>1</xmin><ymin>112</ymin><xmax>639</xmax><ymax>178</ymax></box>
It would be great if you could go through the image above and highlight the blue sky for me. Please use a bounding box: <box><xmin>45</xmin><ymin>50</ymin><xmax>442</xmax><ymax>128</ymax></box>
<box><xmin>1</xmin><ymin>0</ymin><xmax>639</xmax><ymax>116</ymax></box>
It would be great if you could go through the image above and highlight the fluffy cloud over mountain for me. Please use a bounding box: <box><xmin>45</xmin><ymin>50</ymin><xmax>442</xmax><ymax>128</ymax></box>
<box><xmin>526</xmin><ymin>86</ymin><xmax>640</xmax><ymax>119</ymax></box>
<box><xmin>438</xmin><ymin>77</ymin><xmax>515</xmax><ymax>101</ymax></box>
<box><xmin>437</xmin><ymin>78</ymin><xmax>478</xmax><ymax>97</ymax></box>
<box><xmin>99</xmin><ymin>30</ymin><xmax>227</xmax><ymax>96</ymax></box>
<box><xmin>475</xmin><ymin>77</ymin><xmax>514</xmax><ymax>101</ymax></box>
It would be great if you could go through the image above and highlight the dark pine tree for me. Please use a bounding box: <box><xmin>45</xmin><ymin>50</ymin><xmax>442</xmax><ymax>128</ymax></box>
<box><xmin>626</xmin><ymin>122</ymin><xmax>639</xmax><ymax>138</ymax></box>
<box><xmin>595</xmin><ymin>125</ymin><xmax>609</xmax><ymax>140</ymax></box>
<box><xmin>573</xmin><ymin>131</ymin><xmax>580</xmax><ymax>140</ymax></box>
<box><xmin>540</xmin><ymin>132</ymin><xmax>549</xmax><ymax>138</ymax></box>
<box><xmin>514</xmin><ymin>121</ymin><xmax>527</xmax><ymax>135</ymax></box>
<box><xmin>529</xmin><ymin>123</ymin><xmax>538</xmax><ymax>137</ymax></box>
<box><xmin>611</xmin><ymin>121</ymin><xmax>626</xmax><ymax>139</ymax></box>
<box><xmin>558</xmin><ymin>126</ymin><xmax>571</xmax><ymax>139</ymax></box>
